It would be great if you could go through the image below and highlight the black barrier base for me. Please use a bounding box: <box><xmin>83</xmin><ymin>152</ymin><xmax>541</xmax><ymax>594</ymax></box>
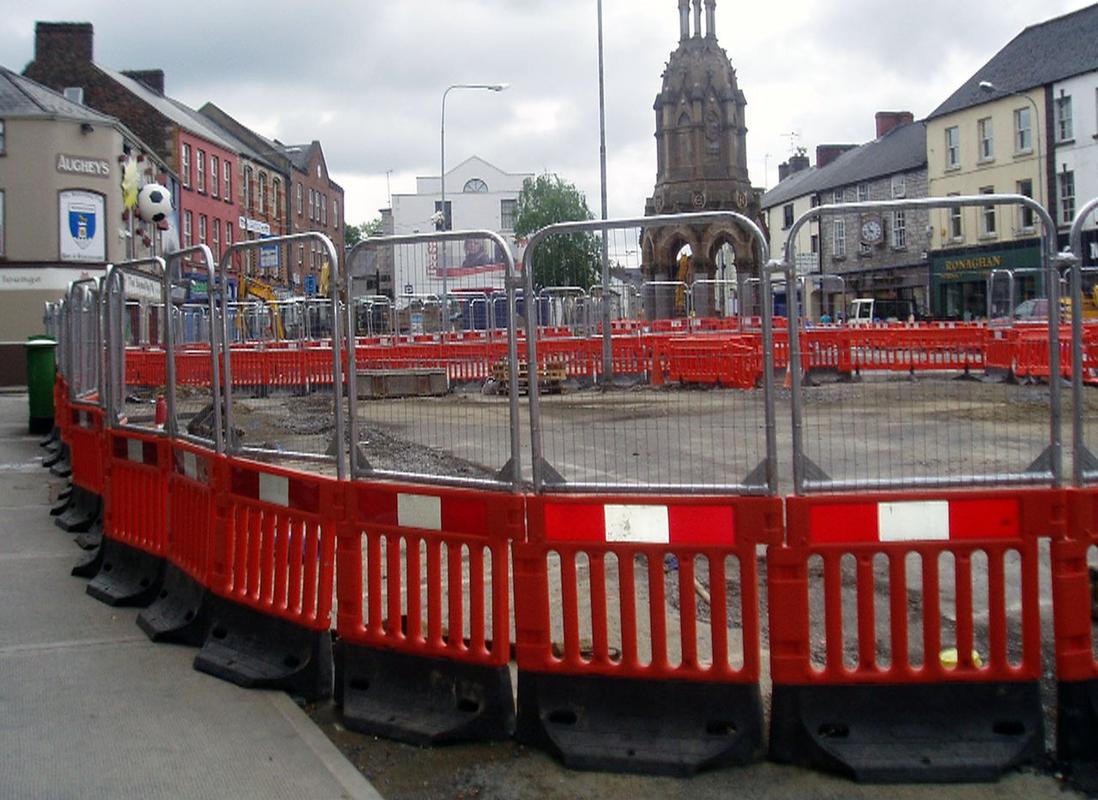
<box><xmin>769</xmin><ymin>681</ymin><xmax>1044</xmax><ymax>783</ymax></box>
<box><xmin>40</xmin><ymin>428</ymin><xmax>58</xmax><ymax>448</ymax></box>
<box><xmin>49</xmin><ymin>458</ymin><xmax>71</xmax><ymax>478</ymax></box>
<box><xmin>1057</xmin><ymin>679</ymin><xmax>1098</xmax><ymax>786</ymax></box>
<box><xmin>335</xmin><ymin>642</ymin><xmax>515</xmax><ymax>745</ymax></box>
<box><xmin>43</xmin><ymin>443</ymin><xmax>67</xmax><ymax>469</ymax></box>
<box><xmin>29</xmin><ymin>415</ymin><xmax>53</xmax><ymax>436</ymax></box>
<box><xmin>85</xmin><ymin>538</ymin><xmax>165</xmax><ymax>607</ymax></box>
<box><xmin>50</xmin><ymin>485</ymin><xmax>72</xmax><ymax>516</ymax></box>
<box><xmin>136</xmin><ymin>564</ymin><xmax>211</xmax><ymax>646</ymax></box>
<box><xmin>71</xmin><ymin>540</ymin><xmax>103</xmax><ymax>578</ymax></box>
<box><xmin>516</xmin><ymin>672</ymin><xmax>763</xmax><ymax>777</ymax></box>
<box><xmin>54</xmin><ymin>487</ymin><xmax>100</xmax><ymax>533</ymax></box>
<box><xmin>73</xmin><ymin>520</ymin><xmax>102</xmax><ymax>550</ymax></box>
<box><xmin>193</xmin><ymin>596</ymin><xmax>332</xmax><ymax>702</ymax></box>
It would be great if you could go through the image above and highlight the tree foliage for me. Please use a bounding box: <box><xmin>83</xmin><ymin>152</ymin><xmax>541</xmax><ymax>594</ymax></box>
<box><xmin>344</xmin><ymin>216</ymin><xmax>383</xmax><ymax>249</ymax></box>
<box><xmin>514</xmin><ymin>174</ymin><xmax>601</xmax><ymax>290</ymax></box>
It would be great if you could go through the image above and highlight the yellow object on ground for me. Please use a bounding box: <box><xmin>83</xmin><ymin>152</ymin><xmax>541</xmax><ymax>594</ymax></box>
<box><xmin>939</xmin><ymin>648</ymin><xmax>984</xmax><ymax>668</ymax></box>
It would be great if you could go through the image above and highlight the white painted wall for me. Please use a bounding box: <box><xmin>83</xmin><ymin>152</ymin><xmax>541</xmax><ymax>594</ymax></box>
<box><xmin>390</xmin><ymin>156</ymin><xmax>532</xmax><ymax>296</ymax></box>
<box><xmin>1052</xmin><ymin>70</ymin><xmax>1098</xmax><ymax>238</ymax></box>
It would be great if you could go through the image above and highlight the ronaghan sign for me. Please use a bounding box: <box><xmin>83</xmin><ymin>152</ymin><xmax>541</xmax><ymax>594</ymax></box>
<box><xmin>56</xmin><ymin>154</ymin><xmax>111</xmax><ymax>179</ymax></box>
<box><xmin>943</xmin><ymin>254</ymin><xmax>1004</xmax><ymax>273</ymax></box>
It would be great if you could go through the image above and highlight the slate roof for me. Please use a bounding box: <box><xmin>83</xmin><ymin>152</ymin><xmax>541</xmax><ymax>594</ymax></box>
<box><xmin>94</xmin><ymin>63</ymin><xmax>239</xmax><ymax>151</ymax></box>
<box><xmin>281</xmin><ymin>142</ymin><xmax>315</xmax><ymax>172</ymax></box>
<box><xmin>928</xmin><ymin>3</ymin><xmax>1098</xmax><ymax>119</ymax></box>
<box><xmin>171</xmin><ymin>100</ymin><xmax>280</xmax><ymax>170</ymax></box>
<box><xmin>762</xmin><ymin>122</ymin><xmax>927</xmax><ymax>209</ymax></box>
<box><xmin>0</xmin><ymin>65</ymin><xmax>114</xmax><ymax>123</ymax></box>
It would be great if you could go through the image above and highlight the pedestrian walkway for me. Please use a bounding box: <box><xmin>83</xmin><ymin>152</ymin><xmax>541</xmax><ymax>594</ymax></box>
<box><xmin>0</xmin><ymin>395</ymin><xmax>382</xmax><ymax>800</ymax></box>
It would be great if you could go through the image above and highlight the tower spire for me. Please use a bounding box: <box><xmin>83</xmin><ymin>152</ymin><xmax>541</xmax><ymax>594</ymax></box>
<box><xmin>678</xmin><ymin>0</ymin><xmax>690</xmax><ymax>40</ymax></box>
<box><xmin>692</xmin><ymin>0</ymin><xmax>703</xmax><ymax>38</ymax></box>
<box><xmin>705</xmin><ymin>0</ymin><xmax>716</xmax><ymax>38</ymax></box>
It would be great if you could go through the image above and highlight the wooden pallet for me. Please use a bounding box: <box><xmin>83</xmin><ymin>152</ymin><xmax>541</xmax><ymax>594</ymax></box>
<box><xmin>492</xmin><ymin>360</ymin><xmax>566</xmax><ymax>394</ymax></box>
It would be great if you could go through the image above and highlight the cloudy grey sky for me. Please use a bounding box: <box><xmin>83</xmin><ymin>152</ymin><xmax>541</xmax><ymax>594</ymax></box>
<box><xmin>1</xmin><ymin>0</ymin><xmax>1094</xmax><ymax>224</ymax></box>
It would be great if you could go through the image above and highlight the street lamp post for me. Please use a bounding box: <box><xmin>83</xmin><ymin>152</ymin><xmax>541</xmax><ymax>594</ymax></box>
<box><xmin>978</xmin><ymin>81</ymin><xmax>1043</xmax><ymax>210</ymax></box>
<box><xmin>440</xmin><ymin>83</ymin><xmax>508</xmax><ymax>333</ymax></box>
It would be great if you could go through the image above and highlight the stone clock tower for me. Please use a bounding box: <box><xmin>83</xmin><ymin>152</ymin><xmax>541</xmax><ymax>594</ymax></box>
<box><xmin>642</xmin><ymin>0</ymin><xmax>762</xmax><ymax>285</ymax></box>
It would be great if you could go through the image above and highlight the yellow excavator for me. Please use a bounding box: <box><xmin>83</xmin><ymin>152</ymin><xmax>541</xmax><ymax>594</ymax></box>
<box><xmin>1060</xmin><ymin>284</ymin><xmax>1098</xmax><ymax>321</ymax></box>
<box><xmin>238</xmin><ymin>276</ymin><xmax>286</xmax><ymax>340</ymax></box>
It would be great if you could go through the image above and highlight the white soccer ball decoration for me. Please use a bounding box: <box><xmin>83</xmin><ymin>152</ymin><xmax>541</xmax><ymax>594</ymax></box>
<box><xmin>136</xmin><ymin>182</ymin><xmax>173</xmax><ymax>224</ymax></box>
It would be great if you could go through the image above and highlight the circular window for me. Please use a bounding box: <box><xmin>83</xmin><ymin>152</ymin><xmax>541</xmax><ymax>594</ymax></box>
<box><xmin>463</xmin><ymin>178</ymin><xmax>489</xmax><ymax>193</ymax></box>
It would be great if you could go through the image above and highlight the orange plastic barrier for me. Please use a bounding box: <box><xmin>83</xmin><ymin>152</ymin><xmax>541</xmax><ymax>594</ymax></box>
<box><xmin>513</xmin><ymin>494</ymin><xmax>782</xmax><ymax>776</ymax></box>
<box><xmin>194</xmin><ymin>459</ymin><xmax>338</xmax><ymax>700</ymax></box>
<box><xmin>86</xmin><ymin>429</ymin><xmax>170</xmax><ymax>607</ymax></box>
<box><xmin>1052</xmin><ymin>489</ymin><xmax>1098</xmax><ymax>773</ymax></box>
<box><xmin>335</xmin><ymin>482</ymin><xmax>525</xmax><ymax>744</ymax></box>
<box><xmin>768</xmin><ymin>490</ymin><xmax>1061</xmax><ymax>782</ymax></box>
<box><xmin>137</xmin><ymin>441</ymin><xmax>221</xmax><ymax>645</ymax></box>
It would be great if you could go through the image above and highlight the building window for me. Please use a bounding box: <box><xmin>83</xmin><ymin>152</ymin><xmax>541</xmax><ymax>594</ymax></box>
<box><xmin>464</xmin><ymin>178</ymin><xmax>489</xmax><ymax>193</ymax></box>
<box><xmin>196</xmin><ymin>150</ymin><xmax>205</xmax><ymax>192</ymax></box>
<box><xmin>308</xmin><ymin>189</ymin><xmax>314</xmax><ymax>221</ymax></box>
<box><xmin>322</xmin><ymin>194</ymin><xmax>328</xmax><ymax>225</ymax></box>
<box><xmin>223</xmin><ymin>160</ymin><xmax>231</xmax><ymax>201</ymax></box>
<box><xmin>212</xmin><ymin>219</ymin><xmax>220</xmax><ymax>256</ymax></box>
<box><xmin>1056</xmin><ymin>94</ymin><xmax>1074</xmax><ymax>142</ymax></box>
<box><xmin>225</xmin><ymin>221</ymin><xmax>232</xmax><ymax>248</ymax></box>
<box><xmin>782</xmin><ymin>203</ymin><xmax>794</xmax><ymax>229</ymax></box>
<box><xmin>832</xmin><ymin>218</ymin><xmax>846</xmax><ymax>258</ymax></box>
<box><xmin>832</xmin><ymin>189</ymin><xmax>843</xmax><ymax>205</ymax></box>
<box><xmin>0</xmin><ymin>120</ymin><xmax>5</xmax><ymax>155</ymax></box>
<box><xmin>211</xmin><ymin>156</ymin><xmax>219</xmax><ymax>198</ymax></box>
<box><xmin>891</xmin><ymin>174</ymin><xmax>905</xmax><ymax>198</ymax></box>
<box><xmin>1017</xmin><ymin>179</ymin><xmax>1035</xmax><ymax>230</ymax></box>
<box><xmin>298</xmin><ymin>244</ymin><xmax>304</xmax><ymax>269</ymax></box>
<box><xmin>810</xmin><ymin>234</ymin><xmax>819</xmax><ymax>254</ymax></box>
<box><xmin>183</xmin><ymin>211</ymin><xmax>193</xmax><ymax>247</ymax></box>
<box><xmin>1014</xmin><ymin>107</ymin><xmax>1032</xmax><ymax>153</ymax></box>
<box><xmin>501</xmin><ymin>199</ymin><xmax>518</xmax><ymax>230</ymax></box>
<box><xmin>977</xmin><ymin>117</ymin><xmax>994</xmax><ymax>161</ymax></box>
<box><xmin>948</xmin><ymin>195</ymin><xmax>963</xmax><ymax>241</ymax></box>
<box><xmin>1061</xmin><ymin>170</ymin><xmax>1076</xmax><ymax>225</ymax></box>
<box><xmin>198</xmin><ymin>214</ymin><xmax>207</xmax><ymax>244</ymax></box>
<box><xmin>434</xmin><ymin>200</ymin><xmax>453</xmax><ymax>231</ymax></box>
<box><xmin>243</xmin><ymin>166</ymin><xmax>252</xmax><ymax>211</ymax></box>
<box><xmin>333</xmin><ymin>199</ymin><xmax>339</xmax><ymax>229</ymax></box>
<box><xmin>62</xmin><ymin>87</ymin><xmax>83</xmax><ymax>105</ymax></box>
<box><xmin>945</xmin><ymin>126</ymin><xmax>960</xmax><ymax>169</ymax></box>
<box><xmin>892</xmin><ymin>211</ymin><xmax>907</xmax><ymax>249</ymax></box>
<box><xmin>296</xmin><ymin>183</ymin><xmax>303</xmax><ymax>216</ymax></box>
<box><xmin>980</xmin><ymin>187</ymin><xmax>996</xmax><ymax>237</ymax></box>
<box><xmin>259</xmin><ymin>173</ymin><xmax>268</xmax><ymax>216</ymax></box>
<box><xmin>857</xmin><ymin>183</ymin><xmax>869</xmax><ymax>202</ymax></box>
<box><xmin>316</xmin><ymin>163</ymin><xmax>321</xmax><ymax>178</ymax></box>
<box><xmin>181</xmin><ymin>144</ymin><xmax>191</xmax><ymax>188</ymax></box>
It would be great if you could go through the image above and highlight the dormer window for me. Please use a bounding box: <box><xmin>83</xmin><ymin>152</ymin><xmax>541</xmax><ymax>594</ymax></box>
<box><xmin>463</xmin><ymin>178</ymin><xmax>488</xmax><ymax>193</ymax></box>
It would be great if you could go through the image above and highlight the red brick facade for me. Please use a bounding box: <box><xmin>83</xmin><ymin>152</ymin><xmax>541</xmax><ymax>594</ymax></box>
<box><xmin>287</xmin><ymin>142</ymin><xmax>345</xmax><ymax>293</ymax></box>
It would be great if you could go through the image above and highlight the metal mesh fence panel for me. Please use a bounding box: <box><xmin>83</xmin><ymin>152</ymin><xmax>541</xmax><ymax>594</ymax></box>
<box><xmin>525</xmin><ymin>213</ymin><xmax>777</xmax><ymax>494</ymax></box>
<box><xmin>786</xmin><ymin>195</ymin><xmax>1062</xmax><ymax>493</ymax></box>
<box><xmin>167</xmin><ymin>246</ymin><xmax>220</xmax><ymax>451</ymax></box>
<box><xmin>346</xmin><ymin>231</ymin><xmax>522</xmax><ymax>489</ymax></box>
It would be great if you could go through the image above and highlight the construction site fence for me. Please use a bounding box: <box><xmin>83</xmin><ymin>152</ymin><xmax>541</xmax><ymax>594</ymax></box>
<box><xmin>39</xmin><ymin>202</ymin><xmax>1098</xmax><ymax>783</ymax></box>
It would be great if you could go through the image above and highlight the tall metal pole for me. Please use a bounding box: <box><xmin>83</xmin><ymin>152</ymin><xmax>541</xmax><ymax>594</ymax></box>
<box><xmin>597</xmin><ymin>0</ymin><xmax>613</xmax><ymax>383</ymax></box>
<box><xmin>439</xmin><ymin>83</ymin><xmax>508</xmax><ymax>335</ymax></box>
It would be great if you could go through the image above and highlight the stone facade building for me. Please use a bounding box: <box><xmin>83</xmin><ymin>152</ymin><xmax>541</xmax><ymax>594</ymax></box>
<box><xmin>641</xmin><ymin>0</ymin><xmax>763</xmax><ymax>299</ymax></box>
<box><xmin>284</xmin><ymin>141</ymin><xmax>344</xmax><ymax>295</ymax></box>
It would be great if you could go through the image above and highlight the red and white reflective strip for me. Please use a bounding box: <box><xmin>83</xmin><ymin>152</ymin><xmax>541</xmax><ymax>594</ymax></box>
<box><xmin>174</xmin><ymin>449</ymin><xmax>208</xmax><ymax>484</ymax></box>
<box><xmin>805</xmin><ymin>497</ymin><xmax>1021</xmax><ymax>545</ymax></box>
<box><xmin>113</xmin><ymin>435</ymin><xmax>158</xmax><ymax>466</ymax></box>
<box><xmin>541</xmin><ymin>502</ymin><xmax>735</xmax><ymax>546</ymax></box>
<box><xmin>230</xmin><ymin>466</ymin><xmax>319</xmax><ymax>514</ymax></box>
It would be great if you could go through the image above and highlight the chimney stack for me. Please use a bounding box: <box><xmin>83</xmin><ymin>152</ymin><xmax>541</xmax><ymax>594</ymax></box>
<box><xmin>875</xmin><ymin>111</ymin><xmax>915</xmax><ymax>138</ymax></box>
<box><xmin>816</xmin><ymin>144</ymin><xmax>857</xmax><ymax>169</ymax></box>
<box><xmin>778</xmin><ymin>152</ymin><xmax>811</xmax><ymax>183</ymax></box>
<box><xmin>123</xmin><ymin>69</ymin><xmax>165</xmax><ymax>95</ymax></box>
<box><xmin>35</xmin><ymin>22</ymin><xmax>93</xmax><ymax>65</ymax></box>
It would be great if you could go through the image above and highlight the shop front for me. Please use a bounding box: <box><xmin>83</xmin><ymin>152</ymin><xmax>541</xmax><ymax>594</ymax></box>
<box><xmin>929</xmin><ymin>239</ymin><xmax>1042</xmax><ymax>320</ymax></box>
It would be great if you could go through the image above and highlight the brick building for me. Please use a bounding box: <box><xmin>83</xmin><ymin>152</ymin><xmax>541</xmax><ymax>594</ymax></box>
<box><xmin>24</xmin><ymin>22</ymin><xmax>240</xmax><ymax>291</ymax></box>
<box><xmin>283</xmin><ymin>141</ymin><xmax>344</xmax><ymax>295</ymax></box>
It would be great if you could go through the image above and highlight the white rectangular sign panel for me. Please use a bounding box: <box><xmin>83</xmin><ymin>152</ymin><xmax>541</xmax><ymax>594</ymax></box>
<box><xmin>59</xmin><ymin>190</ymin><xmax>106</xmax><ymax>263</ymax></box>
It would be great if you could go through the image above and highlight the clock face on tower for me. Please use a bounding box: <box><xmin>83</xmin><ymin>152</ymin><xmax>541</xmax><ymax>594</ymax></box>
<box><xmin>860</xmin><ymin>216</ymin><xmax>883</xmax><ymax>244</ymax></box>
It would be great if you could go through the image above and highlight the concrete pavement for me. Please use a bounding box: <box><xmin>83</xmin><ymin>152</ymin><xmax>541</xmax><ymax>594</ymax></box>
<box><xmin>0</xmin><ymin>394</ymin><xmax>382</xmax><ymax>800</ymax></box>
